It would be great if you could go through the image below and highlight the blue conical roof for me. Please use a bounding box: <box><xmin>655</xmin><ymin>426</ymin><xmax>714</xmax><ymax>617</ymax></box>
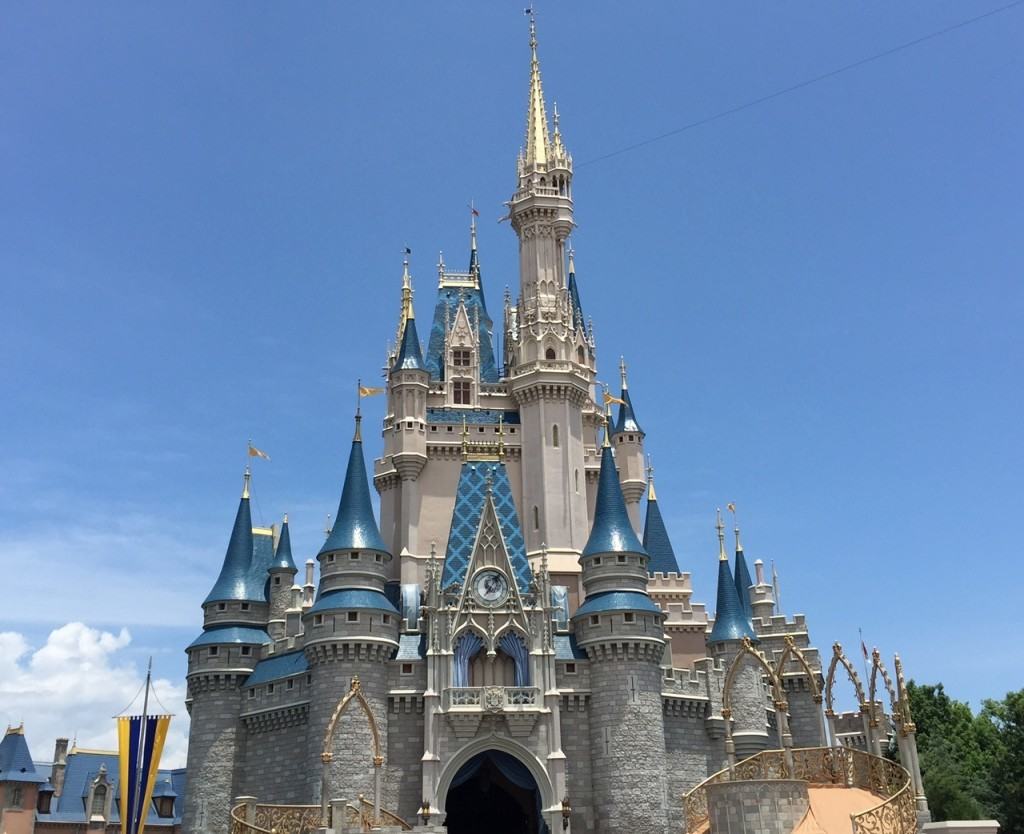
<box><xmin>320</xmin><ymin>421</ymin><xmax>389</xmax><ymax>555</ymax></box>
<box><xmin>708</xmin><ymin>556</ymin><xmax>756</xmax><ymax>644</ymax></box>
<box><xmin>392</xmin><ymin>316</ymin><xmax>425</xmax><ymax>372</ymax></box>
<box><xmin>568</xmin><ymin>270</ymin><xmax>584</xmax><ymax>328</ymax></box>
<box><xmin>734</xmin><ymin>547</ymin><xmax>755</xmax><ymax>620</ymax></box>
<box><xmin>204</xmin><ymin>488</ymin><xmax>265</xmax><ymax>604</ymax></box>
<box><xmin>272</xmin><ymin>517</ymin><xmax>297</xmax><ymax>572</ymax></box>
<box><xmin>643</xmin><ymin>496</ymin><xmax>680</xmax><ymax>574</ymax></box>
<box><xmin>0</xmin><ymin>727</ymin><xmax>46</xmax><ymax>783</ymax></box>
<box><xmin>583</xmin><ymin>446</ymin><xmax>647</xmax><ymax>558</ymax></box>
<box><xmin>613</xmin><ymin>387</ymin><xmax>643</xmax><ymax>434</ymax></box>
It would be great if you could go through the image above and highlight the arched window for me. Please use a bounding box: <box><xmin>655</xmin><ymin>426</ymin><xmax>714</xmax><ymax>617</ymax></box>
<box><xmin>552</xmin><ymin>424</ymin><xmax>559</xmax><ymax>447</ymax></box>
<box><xmin>533</xmin><ymin>506</ymin><xmax>539</xmax><ymax>530</ymax></box>
<box><xmin>545</xmin><ymin>347</ymin><xmax>556</xmax><ymax>360</ymax></box>
<box><xmin>577</xmin><ymin>345</ymin><xmax>585</xmax><ymax>364</ymax></box>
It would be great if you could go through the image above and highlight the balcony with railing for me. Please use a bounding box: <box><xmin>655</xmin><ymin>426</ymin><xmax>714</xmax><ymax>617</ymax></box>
<box><xmin>446</xmin><ymin>686</ymin><xmax>539</xmax><ymax>711</ymax></box>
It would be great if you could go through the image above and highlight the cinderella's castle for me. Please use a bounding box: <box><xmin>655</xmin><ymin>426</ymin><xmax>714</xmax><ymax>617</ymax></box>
<box><xmin>182</xmin><ymin>19</ymin><xmax>932</xmax><ymax>834</ymax></box>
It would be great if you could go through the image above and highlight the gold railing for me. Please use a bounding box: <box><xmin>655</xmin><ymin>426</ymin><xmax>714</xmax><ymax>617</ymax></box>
<box><xmin>230</xmin><ymin>798</ymin><xmax>412</xmax><ymax>834</ymax></box>
<box><xmin>682</xmin><ymin>746</ymin><xmax>915</xmax><ymax>834</ymax></box>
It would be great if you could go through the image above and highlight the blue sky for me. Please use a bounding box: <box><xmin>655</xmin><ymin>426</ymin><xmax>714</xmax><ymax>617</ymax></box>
<box><xmin>1</xmin><ymin>2</ymin><xmax>1022</xmax><ymax>760</ymax></box>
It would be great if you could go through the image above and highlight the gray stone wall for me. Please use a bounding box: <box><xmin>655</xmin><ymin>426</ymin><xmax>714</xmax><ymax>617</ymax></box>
<box><xmin>785</xmin><ymin>685</ymin><xmax>825</xmax><ymax>748</ymax></box>
<box><xmin>182</xmin><ymin>682</ymin><xmax>246</xmax><ymax>834</ymax></box>
<box><xmin>241</xmin><ymin>719</ymin><xmax>309</xmax><ymax>802</ymax></box>
<box><xmin>664</xmin><ymin>709</ymin><xmax>719</xmax><ymax>825</ymax></box>
<box><xmin>385</xmin><ymin>700</ymin><xmax>424</xmax><ymax>824</ymax></box>
<box><xmin>305</xmin><ymin>656</ymin><xmax>389</xmax><ymax>806</ymax></box>
<box><xmin>560</xmin><ymin>699</ymin><xmax>594</xmax><ymax>833</ymax></box>
<box><xmin>706</xmin><ymin>779</ymin><xmax>809</xmax><ymax>834</ymax></box>
<box><xmin>587</xmin><ymin>658</ymin><xmax>669</xmax><ymax>834</ymax></box>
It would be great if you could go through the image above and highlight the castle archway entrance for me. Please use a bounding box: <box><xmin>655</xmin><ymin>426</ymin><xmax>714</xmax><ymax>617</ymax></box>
<box><xmin>443</xmin><ymin>750</ymin><xmax>548</xmax><ymax>834</ymax></box>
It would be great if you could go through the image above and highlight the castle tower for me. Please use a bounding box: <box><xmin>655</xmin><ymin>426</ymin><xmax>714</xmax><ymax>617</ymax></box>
<box><xmin>267</xmin><ymin>514</ymin><xmax>298</xmax><ymax>640</ymax></box>
<box><xmin>304</xmin><ymin>416</ymin><xmax>400</xmax><ymax>806</ymax></box>
<box><xmin>506</xmin><ymin>15</ymin><xmax>590</xmax><ymax>563</ymax></box>
<box><xmin>572</xmin><ymin>428</ymin><xmax>669</xmax><ymax>834</ymax></box>
<box><xmin>383</xmin><ymin>257</ymin><xmax>429</xmax><ymax>573</ymax></box>
<box><xmin>183</xmin><ymin>469</ymin><xmax>269</xmax><ymax>834</ymax></box>
<box><xmin>733</xmin><ymin>523</ymin><xmax>756</xmax><ymax>621</ymax></box>
<box><xmin>706</xmin><ymin>511</ymin><xmax>768</xmax><ymax>759</ymax></box>
<box><xmin>611</xmin><ymin>358</ymin><xmax>646</xmax><ymax>533</ymax></box>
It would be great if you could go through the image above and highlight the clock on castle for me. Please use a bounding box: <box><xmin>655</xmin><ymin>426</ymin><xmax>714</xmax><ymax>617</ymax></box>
<box><xmin>181</xmin><ymin>15</ymin><xmax>930</xmax><ymax>834</ymax></box>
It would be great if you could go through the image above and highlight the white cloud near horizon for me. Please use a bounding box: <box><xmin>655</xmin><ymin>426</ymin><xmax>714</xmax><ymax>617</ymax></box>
<box><xmin>0</xmin><ymin>622</ymin><xmax>190</xmax><ymax>768</ymax></box>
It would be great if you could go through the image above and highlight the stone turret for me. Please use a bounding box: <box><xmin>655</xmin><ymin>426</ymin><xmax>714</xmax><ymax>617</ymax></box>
<box><xmin>268</xmin><ymin>515</ymin><xmax>298</xmax><ymax>640</ymax></box>
<box><xmin>183</xmin><ymin>469</ymin><xmax>268</xmax><ymax>834</ymax></box>
<box><xmin>706</xmin><ymin>511</ymin><xmax>767</xmax><ymax>759</ymax></box>
<box><xmin>572</xmin><ymin>432</ymin><xmax>669</xmax><ymax>834</ymax></box>
<box><xmin>610</xmin><ymin>358</ymin><xmax>646</xmax><ymax>534</ymax></box>
<box><xmin>304</xmin><ymin>415</ymin><xmax>400</xmax><ymax>807</ymax></box>
<box><xmin>507</xmin><ymin>15</ymin><xmax>590</xmax><ymax>564</ymax></box>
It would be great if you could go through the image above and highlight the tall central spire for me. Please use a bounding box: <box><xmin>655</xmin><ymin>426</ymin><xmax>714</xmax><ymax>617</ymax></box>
<box><xmin>524</xmin><ymin>13</ymin><xmax>550</xmax><ymax>170</ymax></box>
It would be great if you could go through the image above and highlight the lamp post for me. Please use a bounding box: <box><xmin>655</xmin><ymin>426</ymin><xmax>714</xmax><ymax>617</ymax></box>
<box><xmin>561</xmin><ymin>796</ymin><xmax>571</xmax><ymax>831</ymax></box>
<box><xmin>420</xmin><ymin>799</ymin><xmax>432</xmax><ymax>826</ymax></box>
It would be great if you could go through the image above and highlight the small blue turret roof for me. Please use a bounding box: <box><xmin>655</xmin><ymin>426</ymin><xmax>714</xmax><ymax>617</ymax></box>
<box><xmin>708</xmin><ymin>556</ymin><xmax>756</xmax><ymax>644</ymax></box>
<box><xmin>320</xmin><ymin>420</ymin><xmax>389</xmax><ymax>555</ymax></box>
<box><xmin>574</xmin><ymin>590</ymin><xmax>661</xmax><ymax>617</ymax></box>
<box><xmin>568</xmin><ymin>270</ymin><xmax>584</xmax><ymax>328</ymax></box>
<box><xmin>734</xmin><ymin>545</ymin><xmax>755</xmax><ymax>620</ymax></box>
<box><xmin>613</xmin><ymin>387</ymin><xmax>643</xmax><ymax>435</ymax></box>
<box><xmin>309</xmin><ymin>588</ymin><xmax>399</xmax><ymax>615</ymax></box>
<box><xmin>643</xmin><ymin>494</ymin><xmax>680</xmax><ymax>574</ymax></box>
<box><xmin>272</xmin><ymin>517</ymin><xmax>297</xmax><ymax>572</ymax></box>
<box><xmin>582</xmin><ymin>445</ymin><xmax>647</xmax><ymax>558</ymax></box>
<box><xmin>204</xmin><ymin>483</ymin><xmax>265</xmax><ymax>604</ymax></box>
<box><xmin>392</xmin><ymin>315</ymin><xmax>425</xmax><ymax>372</ymax></box>
<box><xmin>0</xmin><ymin>727</ymin><xmax>46</xmax><ymax>783</ymax></box>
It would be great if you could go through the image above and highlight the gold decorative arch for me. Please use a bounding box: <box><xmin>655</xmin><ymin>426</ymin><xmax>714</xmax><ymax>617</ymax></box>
<box><xmin>824</xmin><ymin>642</ymin><xmax>867</xmax><ymax>716</ymax></box>
<box><xmin>774</xmin><ymin>636</ymin><xmax>822</xmax><ymax>703</ymax></box>
<box><xmin>893</xmin><ymin>655</ymin><xmax>916</xmax><ymax>733</ymax></box>
<box><xmin>722</xmin><ymin>637</ymin><xmax>785</xmax><ymax>717</ymax></box>
<box><xmin>321</xmin><ymin>676</ymin><xmax>383</xmax><ymax>768</ymax></box>
<box><xmin>869</xmin><ymin>649</ymin><xmax>899</xmax><ymax>719</ymax></box>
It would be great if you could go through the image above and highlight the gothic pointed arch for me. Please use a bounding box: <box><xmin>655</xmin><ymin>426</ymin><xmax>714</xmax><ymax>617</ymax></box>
<box><xmin>824</xmin><ymin>642</ymin><xmax>867</xmax><ymax>716</ymax></box>
<box><xmin>321</xmin><ymin>676</ymin><xmax>383</xmax><ymax>766</ymax></box>
<box><xmin>722</xmin><ymin>636</ymin><xmax>784</xmax><ymax>716</ymax></box>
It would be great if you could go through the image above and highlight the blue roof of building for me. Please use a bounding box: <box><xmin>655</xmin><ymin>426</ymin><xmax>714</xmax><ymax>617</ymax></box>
<box><xmin>0</xmin><ymin>729</ymin><xmax>47</xmax><ymax>783</ymax></box>
<box><xmin>245</xmin><ymin>650</ymin><xmax>308</xmax><ymax>686</ymax></box>
<box><xmin>395</xmin><ymin>633</ymin><xmax>428</xmax><ymax>660</ymax></box>
<box><xmin>392</xmin><ymin>316</ymin><xmax>426</xmax><ymax>372</ymax></box>
<box><xmin>734</xmin><ymin>548</ymin><xmax>755</xmax><ymax>620</ymax></box>
<box><xmin>272</xmin><ymin>519</ymin><xmax>297</xmax><ymax>572</ymax></box>
<box><xmin>643</xmin><ymin>496</ymin><xmax>680</xmax><ymax>574</ymax></box>
<box><xmin>308</xmin><ymin>588</ymin><xmax>399</xmax><ymax>615</ymax></box>
<box><xmin>582</xmin><ymin>446</ymin><xmax>647</xmax><ymax>558</ymax></box>
<box><xmin>426</xmin><ymin>408</ymin><xmax>521</xmax><ymax>425</ymax></box>
<box><xmin>187</xmin><ymin>626</ymin><xmax>270</xmax><ymax>649</ymax></box>
<box><xmin>553</xmin><ymin>633</ymin><xmax>587</xmax><ymax>660</ymax></box>
<box><xmin>424</xmin><ymin>283</ymin><xmax>499</xmax><ymax>383</ymax></box>
<box><xmin>613</xmin><ymin>387</ymin><xmax>643</xmax><ymax>435</ymax></box>
<box><xmin>34</xmin><ymin>749</ymin><xmax>185</xmax><ymax>826</ymax></box>
<box><xmin>320</xmin><ymin>427</ymin><xmax>389</xmax><ymax>555</ymax></box>
<box><xmin>574</xmin><ymin>591</ymin><xmax>661</xmax><ymax>617</ymax></box>
<box><xmin>567</xmin><ymin>270</ymin><xmax>585</xmax><ymax>329</ymax></box>
<box><xmin>441</xmin><ymin>461</ymin><xmax>531</xmax><ymax>593</ymax></box>
<box><xmin>708</xmin><ymin>557</ymin><xmax>756</xmax><ymax>644</ymax></box>
<box><xmin>204</xmin><ymin>494</ymin><xmax>266</xmax><ymax>604</ymax></box>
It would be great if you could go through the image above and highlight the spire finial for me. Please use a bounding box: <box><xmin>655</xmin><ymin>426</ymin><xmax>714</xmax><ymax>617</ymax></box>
<box><xmin>324</xmin><ymin>513</ymin><xmax>332</xmax><ymax>538</ymax></box>
<box><xmin>716</xmin><ymin>508</ymin><xmax>727</xmax><ymax>561</ymax></box>
<box><xmin>469</xmin><ymin>201</ymin><xmax>478</xmax><ymax>255</ymax></box>
<box><xmin>568</xmin><ymin>242</ymin><xmax>575</xmax><ymax>275</ymax></box>
<box><xmin>283</xmin><ymin>512</ymin><xmax>289</xmax><ymax>524</ymax></box>
<box><xmin>354</xmin><ymin>411</ymin><xmax>363</xmax><ymax>442</ymax></box>
<box><xmin>619</xmin><ymin>356</ymin><xmax>628</xmax><ymax>390</ymax></box>
<box><xmin>523</xmin><ymin>6</ymin><xmax>550</xmax><ymax>170</ymax></box>
<box><xmin>601</xmin><ymin>384</ymin><xmax>612</xmax><ymax>447</ymax></box>
<box><xmin>242</xmin><ymin>466</ymin><xmax>251</xmax><ymax>499</ymax></box>
<box><xmin>498</xmin><ymin>413</ymin><xmax>506</xmax><ymax>460</ymax></box>
<box><xmin>646</xmin><ymin>455</ymin><xmax>656</xmax><ymax>501</ymax></box>
<box><xmin>461</xmin><ymin>416</ymin><xmax>469</xmax><ymax>460</ymax></box>
<box><xmin>727</xmin><ymin>502</ymin><xmax>742</xmax><ymax>551</ymax></box>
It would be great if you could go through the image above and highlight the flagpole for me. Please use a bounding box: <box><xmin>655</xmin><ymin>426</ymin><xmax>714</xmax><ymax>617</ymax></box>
<box><xmin>131</xmin><ymin>658</ymin><xmax>152</xmax><ymax>834</ymax></box>
<box><xmin>356</xmin><ymin>379</ymin><xmax>362</xmax><ymax>418</ymax></box>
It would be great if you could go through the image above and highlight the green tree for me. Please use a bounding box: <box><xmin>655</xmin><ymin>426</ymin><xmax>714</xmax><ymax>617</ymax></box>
<box><xmin>982</xmin><ymin>690</ymin><xmax>1024</xmax><ymax>834</ymax></box>
<box><xmin>906</xmin><ymin>682</ymin><xmax>1003</xmax><ymax>823</ymax></box>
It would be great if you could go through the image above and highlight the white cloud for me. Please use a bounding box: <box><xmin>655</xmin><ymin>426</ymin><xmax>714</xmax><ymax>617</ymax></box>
<box><xmin>0</xmin><ymin>623</ymin><xmax>190</xmax><ymax>768</ymax></box>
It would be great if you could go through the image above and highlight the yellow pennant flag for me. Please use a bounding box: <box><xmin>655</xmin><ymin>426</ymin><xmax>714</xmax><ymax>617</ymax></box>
<box><xmin>359</xmin><ymin>385</ymin><xmax>385</xmax><ymax>397</ymax></box>
<box><xmin>602</xmin><ymin>390</ymin><xmax>627</xmax><ymax>407</ymax></box>
<box><xmin>727</xmin><ymin>502</ymin><xmax>736</xmax><ymax>513</ymax></box>
<box><xmin>248</xmin><ymin>444</ymin><xmax>270</xmax><ymax>461</ymax></box>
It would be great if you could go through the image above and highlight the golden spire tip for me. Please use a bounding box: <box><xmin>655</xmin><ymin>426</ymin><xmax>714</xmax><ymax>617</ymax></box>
<box><xmin>283</xmin><ymin>512</ymin><xmax>289</xmax><ymax>524</ymax></box>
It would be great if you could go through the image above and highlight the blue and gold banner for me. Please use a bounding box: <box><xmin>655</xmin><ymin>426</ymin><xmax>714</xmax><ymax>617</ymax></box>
<box><xmin>118</xmin><ymin>715</ymin><xmax>170</xmax><ymax>834</ymax></box>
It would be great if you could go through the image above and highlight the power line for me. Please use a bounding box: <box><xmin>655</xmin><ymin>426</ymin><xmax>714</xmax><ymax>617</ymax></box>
<box><xmin>578</xmin><ymin>0</ymin><xmax>1024</xmax><ymax>167</ymax></box>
